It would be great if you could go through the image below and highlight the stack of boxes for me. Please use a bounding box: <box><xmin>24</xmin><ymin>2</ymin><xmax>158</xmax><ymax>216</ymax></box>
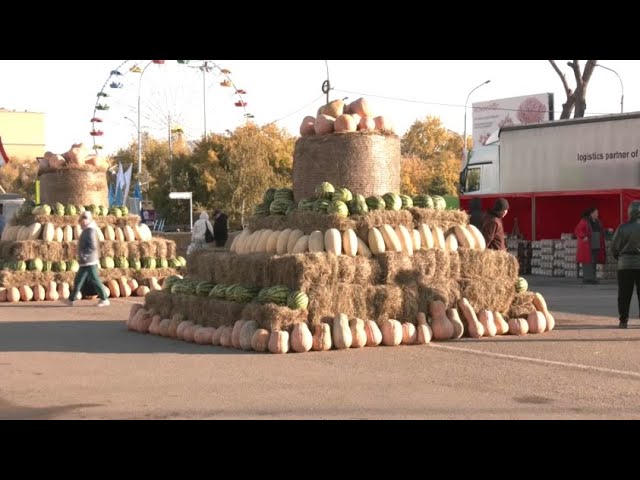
<box><xmin>506</xmin><ymin>237</ymin><xmax>532</xmax><ymax>275</ymax></box>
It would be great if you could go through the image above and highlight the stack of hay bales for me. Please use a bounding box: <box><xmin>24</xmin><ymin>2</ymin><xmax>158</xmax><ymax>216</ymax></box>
<box><xmin>0</xmin><ymin>142</ymin><xmax>186</xmax><ymax>303</ymax></box>
<box><xmin>138</xmin><ymin>98</ymin><xmax>549</xmax><ymax>352</ymax></box>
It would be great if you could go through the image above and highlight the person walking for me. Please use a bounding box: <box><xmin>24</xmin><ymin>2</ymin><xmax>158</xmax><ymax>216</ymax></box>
<box><xmin>66</xmin><ymin>211</ymin><xmax>110</xmax><ymax>307</ymax></box>
<box><xmin>481</xmin><ymin>198</ymin><xmax>509</xmax><ymax>250</ymax></box>
<box><xmin>575</xmin><ymin>207</ymin><xmax>606</xmax><ymax>284</ymax></box>
<box><xmin>611</xmin><ymin>201</ymin><xmax>640</xmax><ymax>328</ymax></box>
<box><xmin>212</xmin><ymin>209</ymin><xmax>229</xmax><ymax>248</ymax></box>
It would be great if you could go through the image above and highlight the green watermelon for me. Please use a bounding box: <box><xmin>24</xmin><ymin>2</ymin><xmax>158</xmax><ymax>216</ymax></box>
<box><xmin>432</xmin><ymin>195</ymin><xmax>447</xmax><ymax>211</ymax></box>
<box><xmin>52</xmin><ymin>260</ymin><xmax>67</xmax><ymax>272</ymax></box>
<box><xmin>157</xmin><ymin>258</ymin><xmax>169</xmax><ymax>269</ymax></box>
<box><xmin>120</xmin><ymin>206</ymin><xmax>129</xmax><ymax>217</ymax></box>
<box><xmin>297</xmin><ymin>198</ymin><xmax>315</xmax><ymax>211</ymax></box>
<box><xmin>129</xmin><ymin>257</ymin><xmax>142</xmax><ymax>270</ymax></box>
<box><xmin>209</xmin><ymin>284</ymin><xmax>228</xmax><ymax>300</ymax></box>
<box><xmin>400</xmin><ymin>195</ymin><xmax>413</xmax><ymax>209</ymax></box>
<box><xmin>42</xmin><ymin>261</ymin><xmax>52</xmax><ymax>272</ymax></box>
<box><xmin>142</xmin><ymin>258</ymin><xmax>156</xmax><ymax>269</ymax></box>
<box><xmin>287</xmin><ymin>290</ymin><xmax>309</xmax><ymax>310</ymax></box>
<box><xmin>366</xmin><ymin>195</ymin><xmax>386</xmax><ymax>211</ymax></box>
<box><xmin>163</xmin><ymin>276</ymin><xmax>182</xmax><ymax>291</ymax></box>
<box><xmin>176</xmin><ymin>256</ymin><xmax>187</xmax><ymax>267</ymax></box>
<box><xmin>41</xmin><ymin>204</ymin><xmax>52</xmax><ymax>215</ymax></box>
<box><xmin>196</xmin><ymin>282</ymin><xmax>215</xmax><ymax>297</ymax></box>
<box><xmin>382</xmin><ymin>192</ymin><xmax>402</xmax><ymax>211</ymax></box>
<box><xmin>331</xmin><ymin>187</ymin><xmax>353</xmax><ymax>203</ymax></box>
<box><xmin>101</xmin><ymin>257</ymin><xmax>115</xmax><ymax>269</ymax></box>
<box><xmin>14</xmin><ymin>260</ymin><xmax>27</xmax><ymax>272</ymax></box>
<box><xmin>253</xmin><ymin>203</ymin><xmax>270</xmax><ymax>216</ymax></box>
<box><xmin>412</xmin><ymin>194</ymin><xmax>433</xmax><ymax>209</ymax></box>
<box><xmin>65</xmin><ymin>204</ymin><xmax>77</xmax><ymax>216</ymax></box>
<box><xmin>54</xmin><ymin>202</ymin><xmax>65</xmax><ymax>216</ymax></box>
<box><xmin>115</xmin><ymin>256</ymin><xmax>128</xmax><ymax>269</ymax></box>
<box><xmin>348</xmin><ymin>194</ymin><xmax>369</xmax><ymax>216</ymax></box>
<box><xmin>109</xmin><ymin>207</ymin><xmax>122</xmax><ymax>217</ymax></box>
<box><xmin>168</xmin><ymin>258</ymin><xmax>181</xmax><ymax>268</ymax></box>
<box><xmin>313</xmin><ymin>199</ymin><xmax>330</xmax><ymax>214</ymax></box>
<box><xmin>314</xmin><ymin>182</ymin><xmax>335</xmax><ymax>200</ymax></box>
<box><xmin>263</xmin><ymin>187</ymin><xmax>277</xmax><ymax>204</ymax></box>
<box><xmin>274</xmin><ymin>188</ymin><xmax>294</xmax><ymax>202</ymax></box>
<box><xmin>68</xmin><ymin>259</ymin><xmax>80</xmax><ymax>273</ymax></box>
<box><xmin>28</xmin><ymin>258</ymin><xmax>44</xmax><ymax>272</ymax></box>
<box><xmin>328</xmin><ymin>200</ymin><xmax>349</xmax><ymax>217</ymax></box>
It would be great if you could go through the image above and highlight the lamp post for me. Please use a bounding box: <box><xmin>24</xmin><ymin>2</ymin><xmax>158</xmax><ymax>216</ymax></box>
<box><xmin>322</xmin><ymin>60</ymin><xmax>331</xmax><ymax>104</ymax></box>
<box><xmin>463</xmin><ymin>80</ymin><xmax>491</xmax><ymax>165</ymax></box>
<box><xmin>137</xmin><ymin>61</ymin><xmax>154</xmax><ymax>177</ymax></box>
<box><xmin>597</xmin><ymin>63</ymin><xmax>624</xmax><ymax>113</ymax></box>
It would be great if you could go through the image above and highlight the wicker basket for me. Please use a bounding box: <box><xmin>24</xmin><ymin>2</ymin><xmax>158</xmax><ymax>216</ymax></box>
<box><xmin>292</xmin><ymin>132</ymin><xmax>401</xmax><ymax>201</ymax></box>
<box><xmin>39</xmin><ymin>167</ymin><xmax>108</xmax><ymax>207</ymax></box>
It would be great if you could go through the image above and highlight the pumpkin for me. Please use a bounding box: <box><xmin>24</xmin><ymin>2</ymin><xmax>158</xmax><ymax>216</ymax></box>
<box><xmin>332</xmin><ymin>313</ymin><xmax>352</xmax><ymax>349</ymax></box>
<box><xmin>401</xmin><ymin>322</ymin><xmax>417</xmax><ymax>345</ymax></box>
<box><xmin>445</xmin><ymin>308</ymin><xmax>464</xmax><ymax>339</ymax></box>
<box><xmin>493</xmin><ymin>312</ymin><xmax>509</xmax><ymax>335</ymax></box>
<box><xmin>356</xmin><ymin>237</ymin><xmax>373</xmax><ymax>258</ymax></box>
<box><xmin>364</xmin><ymin>320</ymin><xmax>382</xmax><ymax>347</ymax></box>
<box><xmin>194</xmin><ymin>327</ymin><xmax>215</xmax><ymax>344</ymax></box>
<box><xmin>276</xmin><ymin>229</ymin><xmax>292</xmax><ymax>255</ymax></box>
<box><xmin>416</xmin><ymin>312</ymin><xmax>432</xmax><ymax>344</ymax></box>
<box><xmin>137</xmin><ymin>312</ymin><xmax>153</xmax><ymax>333</ymax></box>
<box><xmin>291</xmin><ymin>322</ymin><xmax>313</xmax><ymax>353</ymax></box>
<box><xmin>453</xmin><ymin>225</ymin><xmax>475</xmax><ymax>249</ymax></box>
<box><xmin>128</xmin><ymin>279</ymin><xmax>139</xmax><ymax>292</ymax></box>
<box><xmin>57</xmin><ymin>282</ymin><xmax>70</xmax><ymax>300</ymax></box>
<box><xmin>308</xmin><ymin>230</ymin><xmax>325</xmax><ymax>253</ymax></box>
<box><xmin>183</xmin><ymin>324</ymin><xmax>199</xmax><ymax>343</ymax></box>
<box><xmin>251</xmin><ymin>328</ymin><xmax>270</xmax><ymax>352</ymax></box>
<box><xmin>412</xmin><ymin>229</ymin><xmax>422</xmax><ymax>251</ymax></box>
<box><xmin>457</xmin><ymin>298</ymin><xmax>484</xmax><ymax>338</ymax></box>
<box><xmin>19</xmin><ymin>285</ymin><xmax>34</xmax><ymax>302</ymax></box>
<box><xmin>158</xmin><ymin>318</ymin><xmax>172</xmax><ymax>336</ymax></box>
<box><xmin>231</xmin><ymin>320</ymin><xmax>247</xmax><ymax>349</ymax></box>
<box><xmin>300</xmin><ymin>116</ymin><xmax>316</xmax><ymax>136</ymax></box>
<box><xmin>508</xmin><ymin>317</ymin><xmax>529</xmax><ymax>336</ymax></box>
<box><xmin>0</xmin><ymin>287</ymin><xmax>6</xmax><ymax>302</ymax></box>
<box><xmin>526</xmin><ymin>311</ymin><xmax>547</xmax><ymax>334</ymax></box>
<box><xmin>477</xmin><ymin>310</ymin><xmax>497</xmax><ymax>337</ymax></box>
<box><xmin>429</xmin><ymin>300</ymin><xmax>454</xmax><ymax>340</ymax></box>
<box><xmin>136</xmin><ymin>285</ymin><xmax>150</xmax><ymax>296</ymax></box>
<box><xmin>176</xmin><ymin>321</ymin><xmax>195</xmax><ymax>340</ymax></box>
<box><xmin>211</xmin><ymin>326</ymin><xmax>225</xmax><ymax>346</ymax></box>
<box><xmin>128</xmin><ymin>304</ymin><xmax>144</xmax><ymax>325</ymax></box>
<box><xmin>320</xmin><ymin>99</ymin><xmax>345</xmax><ymax>118</ymax></box>
<box><xmin>146</xmin><ymin>315</ymin><xmax>160</xmax><ymax>335</ymax></box>
<box><xmin>219</xmin><ymin>325</ymin><xmax>233</xmax><ymax>347</ymax></box>
<box><xmin>349</xmin><ymin>97</ymin><xmax>372</xmax><ymax>118</ymax></box>
<box><xmin>167</xmin><ymin>314</ymin><xmax>183</xmax><ymax>338</ymax></box>
<box><xmin>532</xmin><ymin>292</ymin><xmax>555</xmax><ymax>331</ymax></box>
<box><xmin>45</xmin><ymin>281</ymin><xmax>59</xmax><ymax>301</ymax></box>
<box><xmin>358</xmin><ymin>116</ymin><xmax>376</xmax><ymax>131</ymax></box>
<box><xmin>6</xmin><ymin>287</ymin><xmax>20</xmax><ymax>303</ymax></box>
<box><xmin>118</xmin><ymin>277</ymin><xmax>132</xmax><ymax>297</ymax></box>
<box><xmin>380</xmin><ymin>319</ymin><xmax>403</xmax><ymax>346</ymax></box>
<box><xmin>149</xmin><ymin>277</ymin><xmax>161</xmax><ymax>291</ymax></box>
<box><xmin>32</xmin><ymin>284</ymin><xmax>45</xmax><ymax>302</ymax></box>
<box><xmin>445</xmin><ymin>233</ymin><xmax>459</xmax><ymax>252</ymax></box>
<box><xmin>467</xmin><ymin>224</ymin><xmax>486</xmax><ymax>251</ymax></box>
<box><xmin>314</xmin><ymin>114</ymin><xmax>335</xmax><ymax>135</ymax></box>
<box><xmin>239</xmin><ymin>321</ymin><xmax>259</xmax><ymax>351</ymax></box>
<box><xmin>268</xmin><ymin>329</ymin><xmax>290</xmax><ymax>354</ymax></box>
<box><xmin>380</xmin><ymin>225</ymin><xmax>402</xmax><ymax>252</ymax></box>
<box><xmin>286</xmin><ymin>230</ymin><xmax>305</xmax><ymax>253</ymax></box>
<box><xmin>349</xmin><ymin>318</ymin><xmax>368</xmax><ymax>348</ymax></box>
<box><xmin>373</xmin><ymin>116</ymin><xmax>393</xmax><ymax>132</ymax></box>
<box><xmin>312</xmin><ymin>323</ymin><xmax>333</xmax><ymax>351</ymax></box>
<box><xmin>334</xmin><ymin>114</ymin><xmax>358</xmax><ymax>133</ymax></box>
<box><xmin>106</xmin><ymin>279</ymin><xmax>120</xmax><ymax>298</ymax></box>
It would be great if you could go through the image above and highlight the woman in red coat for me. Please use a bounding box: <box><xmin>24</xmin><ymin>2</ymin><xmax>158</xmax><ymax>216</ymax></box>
<box><xmin>575</xmin><ymin>207</ymin><xmax>606</xmax><ymax>284</ymax></box>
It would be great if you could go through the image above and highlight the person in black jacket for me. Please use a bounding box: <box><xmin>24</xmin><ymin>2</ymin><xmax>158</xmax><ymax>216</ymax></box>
<box><xmin>213</xmin><ymin>209</ymin><xmax>229</xmax><ymax>247</ymax></box>
<box><xmin>468</xmin><ymin>198</ymin><xmax>484</xmax><ymax>230</ymax></box>
<box><xmin>611</xmin><ymin>200</ymin><xmax>640</xmax><ymax>328</ymax></box>
<box><xmin>481</xmin><ymin>198</ymin><xmax>509</xmax><ymax>250</ymax></box>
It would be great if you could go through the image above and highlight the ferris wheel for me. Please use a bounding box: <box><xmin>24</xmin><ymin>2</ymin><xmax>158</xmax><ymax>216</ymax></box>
<box><xmin>89</xmin><ymin>60</ymin><xmax>252</xmax><ymax>155</ymax></box>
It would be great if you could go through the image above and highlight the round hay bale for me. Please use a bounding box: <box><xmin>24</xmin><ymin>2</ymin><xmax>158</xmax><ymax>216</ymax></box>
<box><xmin>292</xmin><ymin>132</ymin><xmax>401</xmax><ymax>201</ymax></box>
<box><xmin>39</xmin><ymin>167</ymin><xmax>108</xmax><ymax>207</ymax></box>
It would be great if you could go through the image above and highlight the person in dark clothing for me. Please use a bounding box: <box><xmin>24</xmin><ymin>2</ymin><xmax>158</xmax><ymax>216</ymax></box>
<box><xmin>611</xmin><ymin>201</ymin><xmax>640</xmax><ymax>328</ymax></box>
<box><xmin>468</xmin><ymin>198</ymin><xmax>484</xmax><ymax>230</ymax></box>
<box><xmin>481</xmin><ymin>198</ymin><xmax>509</xmax><ymax>250</ymax></box>
<box><xmin>65</xmin><ymin>211</ymin><xmax>110</xmax><ymax>307</ymax></box>
<box><xmin>213</xmin><ymin>209</ymin><xmax>229</xmax><ymax>248</ymax></box>
<box><xmin>574</xmin><ymin>207</ymin><xmax>606</xmax><ymax>285</ymax></box>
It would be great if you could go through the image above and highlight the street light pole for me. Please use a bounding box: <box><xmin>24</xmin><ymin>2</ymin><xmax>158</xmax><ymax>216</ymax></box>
<box><xmin>463</xmin><ymin>80</ymin><xmax>491</xmax><ymax>165</ymax></box>
<box><xmin>322</xmin><ymin>60</ymin><xmax>331</xmax><ymax>104</ymax></box>
<box><xmin>137</xmin><ymin>61</ymin><xmax>153</xmax><ymax>177</ymax></box>
<box><xmin>597</xmin><ymin>63</ymin><xmax>624</xmax><ymax>113</ymax></box>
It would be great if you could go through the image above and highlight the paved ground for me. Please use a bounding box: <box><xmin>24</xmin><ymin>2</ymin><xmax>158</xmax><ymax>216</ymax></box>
<box><xmin>1</xmin><ymin>276</ymin><xmax>639</xmax><ymax>420</ymax></box>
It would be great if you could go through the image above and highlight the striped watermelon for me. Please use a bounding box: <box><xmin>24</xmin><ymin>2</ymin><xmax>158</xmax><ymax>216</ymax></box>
<box><xmin>400</xmin><ymin>195</ymin><xmax>413</xmax><ymax>209</ymax></box>
<box><xmin>196</xmin><ymin>282</ymin><xmax>215</xmax><ymax>297</ymax></box>
<box><xmin>382</xmin><ymin>192</ymin><xmax>402</xmax><ymax>211</ymax></box>
<box><xmin>366</xmin><ymin>195</ymin><xmax>386</xmax><ymax>211</ymax></box>
<box><xmin>516</xmin><ymin>277</ymin><xmax>528</xmax><ymax>293</ymax></box>
<box><xmin>287</xmin><ymin>290</ymin><xmax>309</xmax><ymax>310</ymax></box>
<box><xmin>328</xmin><ymin>200</ymin><xmax>349</xmax><ymax>218</ymax></box>
<box><xmin>315</xmin><ymin>182</ymin><xmax>335</xmax><ymax>200</ymax></box>
<box><xmin>432</xmin><ymin>195</ymin><xmax>447</xmax><ymax>211</ymax></box>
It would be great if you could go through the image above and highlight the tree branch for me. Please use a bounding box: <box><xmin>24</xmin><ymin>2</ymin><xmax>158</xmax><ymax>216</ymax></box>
<box><xmin>582</xmin><ymin>60</ymin><xmax>598</xmax><ymax>83</ymax></box>
<box><xmin>549</xmin><ymin>60</ymin><xmax>572</xmax><ymax>95</ymax></box>
<box><xmin>570</xmin><ymin>60</ymin><xmax>582</xmax><ymax>85</ymax></box>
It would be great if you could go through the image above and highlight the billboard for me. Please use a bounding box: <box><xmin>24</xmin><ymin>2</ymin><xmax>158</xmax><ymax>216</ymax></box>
<box><xmin>472</xmin><ymin>93</ymin><xmax>554</xmax><ymax>147</ymax></box>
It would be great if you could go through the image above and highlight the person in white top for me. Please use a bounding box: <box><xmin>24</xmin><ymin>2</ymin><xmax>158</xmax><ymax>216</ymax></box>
<box><xmin>190</xmin><ymin>211</ymin><xmax>214</xmax><ymax>253</ymax></box>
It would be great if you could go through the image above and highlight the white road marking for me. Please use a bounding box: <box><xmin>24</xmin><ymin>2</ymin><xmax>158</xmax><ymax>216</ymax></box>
<box><xmin>429</xmin><ymin>343</ymin><xmax>640</xmax><ymax>379</ymax></box>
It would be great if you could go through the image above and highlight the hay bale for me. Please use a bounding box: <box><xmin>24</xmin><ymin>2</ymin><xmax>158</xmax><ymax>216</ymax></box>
<box><xmin>366</xmin><ymin>285</ymin><xmax>405</xmax><ymax>323</ymax></box>
<box><xmin>61</xmin><ymin>241</ymin><xmax>77</xmax><ymax>261</ymax></box>
<box><xmin>144</xmin><ymin>291</ymin><xmax>173</xmax><ymax>318</ymax></box>
<box><xmin>139</xmin><ymin>241</ymin><xmax>158</xmax><ymax>259</ymax></box>
<box><xmin>412</xmin><ymin>249</ymin><xmax>450</xmax><ymax>280</ymax></box>
<box><xmin>39</xmin><ymin>168</ymin><xmax>108</xmax><ymax>208</ymax></box>
<box><xmin>242</xmin><ymin>303</ymin><xmax>308</xmax><ymax>331</ymax></box>
<box><xmin>112</xmin><ymin>241</ymin><xmax>129</xmax><ymax>259</ymax></box>
<box><xmin>458</xmin><ymin>277</ymin><xmax>516</xmax><ymax>315</ymax></box>
<box><xmin>100</xmin><ymin>241</ymin><xmax>115</xmax><ymax>259</ymax></box>
<box><xmin>409</xmin><ymin>208</ymin><xmax>469</xmax><ymax>231</ymax></box>
<box><xmin>448</xmin><ymin>251</ymin><xmax>461</xmax><ymax>278</ymax></box>
<box><xmin>292</xmin><ymin>131</ymin><xmax>401</xmax><ymax>201</ymax></box>
<box><xmin>508</xmin><ymin>292</ymin><xmax>536</xmax><ymax>319</ymax></box>
<box><xmin>457</xmin><ymin>249</ymin><xmax>519</xmax><ymax>282</ymax></box>
<box><xmin>0</xmin><ymin>241</ymin><xmax>41</xmax><ymax>261</ymax></box>
<box><xmin>17</xmin><ymin>214</ymin><xmax>141</xmax><ymax>230</ymax></box>
<box><xmin>306</xmin><ymin>283</ymin><xmax>367</xmax><ymax>325</ymax></box>
<box><xmin>166</xmin><ymin>241</ymin><xmax>176</xmax><ymax>259</ymax></box>
<box><xmin>416</xmin><ymin>275</ymin><xmax>460</xmax><ymax>310</ymax></box>
<box><xmin>168</xmin><ymin>295</ymin><xmax>243</xmax><ymax>327</ymax></box>
<box><xmin>377</xmin><ymin>252</ymin><xmax>416</xmax><ymax>285</ymax></box>
<box><xmin>153</xmin><ymin>239</ymin><xmax>168</xmax><ymax>259</ymax></box>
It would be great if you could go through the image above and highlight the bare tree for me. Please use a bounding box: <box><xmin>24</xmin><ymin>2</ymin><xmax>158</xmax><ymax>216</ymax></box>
<box><xmin>549</xmin><ymin>60</ymin><xmax>598</xmax><ymax>119</ymax></box>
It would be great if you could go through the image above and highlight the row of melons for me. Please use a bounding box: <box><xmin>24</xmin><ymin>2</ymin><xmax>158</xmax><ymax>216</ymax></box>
<box><xmin>230</xmin><ymin>223</ymin><xmax>486</xmax><ymax>257</ymax></box>
<box><xmin>0</xmin><ymin>275</ymin><xmax>171</xmax><ymax>303</ymax></box>
<box><xmin>126</xmin><ymin>292</ymin><xmax>554</xmax><ymax>353</ymax></box>
<box><xmin>1</xmin><ymin>222</ymin><xmax>153</xmax><ymax>243</ymax></box>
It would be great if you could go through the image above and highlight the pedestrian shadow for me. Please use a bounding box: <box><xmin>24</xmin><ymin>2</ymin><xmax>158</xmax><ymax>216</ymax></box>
<box><xmin>0</xmin><ymin>321</ymin><xmax>256</xmax><ymax>355</ymax></box>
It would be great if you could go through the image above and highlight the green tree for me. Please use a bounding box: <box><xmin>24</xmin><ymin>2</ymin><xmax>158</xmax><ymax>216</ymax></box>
<box><xmin>401</xmin><ymin>116</ymin><xmax>465</xmax><ymax>196</ymax></box>
<box><xmin>0</xmin><ymin>158</ymin><xmax>38</xmax><ymax>199</ymax></box>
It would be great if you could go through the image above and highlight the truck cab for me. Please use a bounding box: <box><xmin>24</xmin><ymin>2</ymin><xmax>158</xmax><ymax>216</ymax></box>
<box><xmin>460</xmin><ymin>134</ymin><xmax>500</xmax><ymax>195</ymax></box>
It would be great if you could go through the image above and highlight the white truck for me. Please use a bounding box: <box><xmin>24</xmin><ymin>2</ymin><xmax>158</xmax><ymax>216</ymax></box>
<box><xmin>459</xmin><ymin>112</ymin><xmax>640</xmax><ymax>241</ymax></box>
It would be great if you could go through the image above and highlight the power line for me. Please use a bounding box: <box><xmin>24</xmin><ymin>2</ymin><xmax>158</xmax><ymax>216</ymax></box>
<box><xmin>334</xmin><ymin>88</ymin><xmax>622</xmax><ymax>117</ymax></box>
<box><xmin>267</xmin><ymin>94</ymin><xmax>326</xmax><ymax>126</ymax></box>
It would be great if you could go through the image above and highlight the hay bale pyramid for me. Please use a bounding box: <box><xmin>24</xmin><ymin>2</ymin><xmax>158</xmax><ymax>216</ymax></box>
<box><xmin>0</xmin><ymin>143</ymin><xmax>185</xmax><ymax>303</ymax></box>
<box><xmin>134</xmin><ymin>98</ymin><xmax>553</xmax><ymax>352</ymax></box>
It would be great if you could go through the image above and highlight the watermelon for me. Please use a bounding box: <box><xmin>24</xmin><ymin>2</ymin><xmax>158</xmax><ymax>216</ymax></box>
<box><xmin>54</xmin><ymin>202</ymin><xmax>65</xmax><ymax>216</ymax></box>
<box><xmin>366</xmin><ymin>195</ymin><xmax>386</xmax><ymax>211</ymax></box>
<box><xmin>68</xmin><ymin>259</ymin><xmax>80</xmax><ymax>273</ymax></box>
<box><xmin>163</xmin><ymin>276</ymin><xmax>182</xmax><ymax>291</ymax></box>
<box><xmin>109</xmin><ymin>207</ymin><xmax>122</xmax><ymax>217</ymax></box>
<box><xmin>209</xmin><ymin>284</ymin><xmax>228</xmax><ymax>300</ymax></box>
<box><xmin>142</xmin><ymin>257</ymin><xmax>156</xmax><ymax>269</ymax></box>
<box><xmin>412</xmin><ymin>194</ymin><xmax>433</xmax><ymax>209</ymax></box>
<box><xmin>115</xmin><ymin>256</ymin><xmax>129</xmax><ymax>269</ymax></box>
<box><xmin>432</xmin><ymin>195</ymin><xmax>447</xmax><ymax>211</ymax></box>
<box><xmin>331</xmin><ymin>187</ymin><xmax>353</xmax><ymax>203</ymax></box>
<box><xmin>176</xmin><ymin>256</ymin><xmax>187</xmax><ymax>267</ymax></box>
<box><xmin>99</xmin><ymin>206</ymin><xmax>109</xmax><ymax>216</ymax></box>
<box><xmin>14</xmin><ymin>260</ymin><xmax>27</xmax><ymax>272</ymax></box>
<box><xmin>516</xmin><ymin>277</ymin><xmax>528</xmax><ymax>293</ymax></box>
<box><xmin>28</xmin><ymin>258</ymin><xmax>44</xmax><ymax>272</ymax></box>
<box><xmin>129</xmin><ymin>257</ymin><xmax>142</xmax><ymax>270</ymax></box>
<box><xmin>400</xmin><ymin>195</ymin><xmax>413</xmax><ymax>209</ymax></box>
<box><xmin>157</xmin><ymin>258</ymin><xmax>169</xmax><ymax>269</ymax></box>
<box><xmin>382</xmin><ymin>192</ymin><xmax>402</xmax><ymax>211</ymax></box>
<box><xmin>287</xmin><ymin>290</ymin><xmax>309</xmax><ymax>310</ymax></box>
<box><xmin>41</xmin><ymin>204</ymin><xmax>52</xmax><ymax>215</ymax></box>
<box><xmin>348</xmin><ymin>194</ymin><xmax>369</xmax><ymax>216</ymax></box>
<box><xmin>101</xmin><ymin>257</ymin><xmax>115</xmax><ymax>269</ymax></box>
<box><xmin>253</xmin><ymin>203</ymin><xmax>270</xmax><ymax>216</ymax></box>
<box><xmin>65</xmin><ymin>204</ymin><xmax>77</xmax><ymax>216</ymax></box>
<box><xmin>274</xmin><ymin>188</ymin><xmax>294</xmax><ymax>202</ymax></box>
<box><xmin>328</xmin><ymin>200</ymin><xmax>349</xmax><ymax>218</ymax></box>
<box><xmin>314</xmin><ymin>182</ymin><xmax>335</xmax><ymax>200</ymax></box>
<box><xmin>120</xmin><ymin>206</ymin><xmax>129</xmax><ymax>217</ymax></box>
<box><xmin>52</xmin><ymin>260</ymin><xmax>67</xmax><ymax>272</ymax></box>
<box><xmin>313</xmin><ymin>199</ymin><xmax>330</xmax><ymax>214</ymax></box>
<box><xmin>263</xmin><ymin>187</ymin><xmax>277</xmax><ymax>204</ymax></box>
<box><xmin>42</xmin><ymin>261</ymin><xmax>52</xmax><ymax>272</ymax></box>
<box><xmin>196</xmin><ymin>282</ymin><xmax>215</xmax><ymax>297</ymax></box>
<box><xmin>298</xmin><ymin>198</ymin><xmax>315</xmax><ymax>211</ymax></box>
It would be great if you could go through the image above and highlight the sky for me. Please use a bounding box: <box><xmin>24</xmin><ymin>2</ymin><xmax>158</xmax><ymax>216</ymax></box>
<box><xmin>0</xmin><ymin>60</ymin><xmax>637</xmax><ymax>156</ymax></box>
